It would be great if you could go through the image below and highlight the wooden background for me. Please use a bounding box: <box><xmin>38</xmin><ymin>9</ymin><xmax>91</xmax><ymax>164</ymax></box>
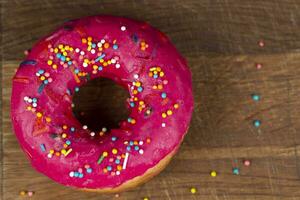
<box><xmin>1</xmin><ymin>0</ymin><xmax>300</xmax><ymax>199</ymax></box>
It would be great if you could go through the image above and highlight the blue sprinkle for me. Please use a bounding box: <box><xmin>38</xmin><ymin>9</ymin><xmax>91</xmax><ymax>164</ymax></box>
<box><xmin>130</xmin><ymin>102</ymin><xmax>135</xmax><ymax>107</ymax></box>
<box><xmin>66</xmin><ymin>89</ymin><xmax>71</xmax><ymax>95</ymax></box>
<box><xmin>74</xmin><ymin>69</ymin><xmax>79</xmax><ymax>74</ymax></box>
<box><xmin>115</xmin><ymin>159</ymin><xmax>120</xmax><ymax>164</ymax></box>
<box><xmin>153</xmin><ymin>74</ymin><xmax>158</xmax><ymax>79</ymax></box>
<box><xmin>56</xmin><ymin>53</ymin><xmax>62</xmax><ymax>58</ymax></box>
<box><xmin>251</xmin><ymin>94</ymin><xmax>261</xmax><ymax>101</ymax></box>
<box><xmin>79</xmin><ymin>173</ymin><xmax>84</xmax><ymax>178</ymax></box>
<box><xmin>134</xmin><ymin>146</ymin><xmax>139</xmax><ymax>151</ymax></box>
<box><xmin>253</xmin><ymin>119</ymin><xmax>261</xmax><ymax>127</ymax></box>
<box><xmin>92</xmin><ymin>43</ymin><xmax>96</xmax><ymax>48</ymax></box>
<box><xmin>38</xmin><ymin>69</ymin><xmax>44</xmax><ymax>74</ymax></box>
<box><xmin>129</xmin><ymin>141</ymin><xmax>134</xmax><ymax>146</ymax></box>
<box><xmin>32</xmin><ymin>98</ymin><xmax>37</xmax><ymax>103</ymax></box>
<box><xmin>70</xmin><ymin>127</ymin><xmax>75</xmax><ymax>132</ymax></box>
<box><xmin>161</xmin><ymin>92</ymin><xmax>167</xmax><ymax>99</ymax></box>
<box><xmin>98</xmin><ymin>66</ymin><xmax>103</xmax><ymax>71</ymax></box>
<box><xmin>74</xmin><ymin>172</ymin><xmax>79</xmax><ymax>177</ymax></box>
<box><xmin>38</xmin><ymin>83</ymin><xmax>45</xmax><ymax>94</ymax></box>
<box><xmin>127</xmin><ymin>117</ymin><xmax>132</xmax><ymax>122</ymax></box>
<box><xmin>111</xmin><ymin>137</ymin><xmax>117</xmax><ymax>141</ymax></box>
<box><xmin>68</xmin><ymin>61</ymin><xmax>72</xmax><ymax>65</ymax></box>
<box><xmin>43</xmin><ymin>80</ymin><xmax>49</xmax><ymax>84</ymax></box>
<box><xmin>40</xmin><ymin>144</ymin><xmax>46</xmax><ymax>152</ymax></box>
<box><xmin>137</xmin><ymin>87</ymin><xmax>143</xmax><ymax>92</ymax></box>
<box><xmin>107</xmin><ymin>166</ymin><xmax>112</xmax><ymax>171</ymax></box>
<box><xmin>113</xmin><ymin>44</ymin><xmax>118</xmax><ymax>49</ymax></box>
<box><xmin>75</xmin><ymin>87</ymin><xmax>79</xmax><ymax>92</ymax></box>
<box><xmin>232</xmin><ymin>167</ymin><xmax>240</xmax><ymax>175</ymax></box>
<box><xmin>95</xmin><ymin>54</ymin><xmax>106</xmax><ymax>62</ymax></box>
<box><xmin>86</xmin><ymin>168</ymin><xmax>92</xmax><ymax>173</ymax></box>
<box><xmin>126</xmin><ymin>146</ymin><xmax>131</xmax><ymax>151</ymax></box>
<box><xmin>66</xmin><ymin>140</ymin><xmax>71</xmax><ymax>145</ymax></box>
<box><xmin>60</xmin><ymin>56</ymin><xmax>66</xmax><ymax>62</ymax></box>
<box><xmin>132</xmin><ymin>34</ymin><xmax>138</xmax><ymax>43</ymax></box>
<box><xmin>20</xmin><ymin>60</ymin><xmax>37</xmax><ymax>66</ymax></box>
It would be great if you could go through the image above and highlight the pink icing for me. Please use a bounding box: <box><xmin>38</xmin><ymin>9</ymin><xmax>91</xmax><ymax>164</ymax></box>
<box><xmin>10</xmin><ymin>15</ymin><xmax>193</xmax><ymax>189</ymax></box>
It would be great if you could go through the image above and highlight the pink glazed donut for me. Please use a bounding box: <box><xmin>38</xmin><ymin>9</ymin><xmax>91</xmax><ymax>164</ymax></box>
<box><xmin>11</xmin><ymin>16</ymin><xmax>193</xmax><ymax>192</ymax></box>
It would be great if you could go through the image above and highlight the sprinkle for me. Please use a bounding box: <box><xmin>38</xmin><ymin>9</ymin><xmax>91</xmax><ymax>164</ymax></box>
<box><xmin>82</xmin><ymin>125</ymin><xmax>88</xmax><ymax>130</ymax></box>
<box><xmin>95</xmin><ymin>54</ymin><xmax>106</xmax><ymax>62</ymax></box>
<box><xmin>36</xmin><ymin>112</ymin><xmax>42</xmax><ymax>118</ymax></box>
<box><xmin>143</xmin><ymin>197</ymin><xmax>149</xmax><ymax>200</ymax></box>
<box><xmin>69</xmin><ymin>171</ymin><xmax>74</xmax><ymax>177</ymax></box>
<box><xmin>139</xmin><ymin>149</ymin><xmax>144</xmax><ymax>154</ymax></box>
<box><xmin>162</xmin><ymin>123</ymin><xmax>166</xmax><ymax>127</ymax></box>
<box><xmin>19</xmin><ymin>191</ymin><xmax>27</xmax><ymax>196</ymax></box>
<box><xmin>256</xmin><ymin>63</ymin><xmax>262</xmax><ymax>69</ymax></box>
<box><xmin>97</xmin><ymin>151</ymin><xmax>108</xmax><ymax>164</ymax></box>
<box><xmin>122</xmin><ymin>152</ymin><xmax>129</xmax><ymax>169</ymax></box>
<box><xmin>253</xmin><ymin>119</ymin><xmax>261</xmax><ymax>127</ymax></box>
<box><xmin>111</xmin><ymin>136</ymin><xmax>117</xmax><ymax>141</ymax></box>
<box><xmin>251</xmin><ymin>94</ymin><xmax>260</xmax><ymax>101</ymax></box>
<box><xmin>113</xmin><ymin>44</ymin><xmax>118</xmax><ymax>49</ymax></box>
<box><xmin>115</xmin><ymin>63</ymin><xmax>121</xmax><ymax>68</ymax></box>
<box><xmin>210</xmin><ymin>170</ymin><xmax>217</xmax><ymax>177</ymax></box>
<box><xmin>121</xmin><ymin>26</ymin><xmax>126</xmax><ymax>31</ymax></box>
<box><xmin>243</xmin><ymin>160</ymin><xmax>251</xmax><ymax>166</ymax></box>
<box><xmin>190</xmin><ymin>187</ymin><xmax>197</xmax><ymax>194</ymax></box>
<box><xmin>38</xmin><ymin>83</ymin><xmax>45</xmax><ymax>93</ymax></box>
<box><xmin>232</xmin><ymin>167</ymin><xmax>240</xmax><ymax>175</ymax></box>
<box><xmin>258</xmin><ymin>40</ymin><xmax>265</xmax><ymax>47</ymax></box>
<box><xmin>20</xmin><ymin>60</ymin><xmax>37</xmax><ymax>66</ymax></box>
<box><xmin>90</xmin><ymin>132</ymin><xmax>95</xmax><ymax>137</ymax></box>
<box><xmin>161</xmin><ymin>92</ymin><xmax>167</xmax><ymax>99</ymax></box>
<box><xmin>64</xmin><ymin>148</ymin><xmax>73</xmax><ymax>156</ymax></box>
<box><xmin>27</xmin><ymin>191</ymin><xmax>34</xmax><ymax>197</ymax></box>
<box><xmin>112</xmin><ymin>148</ymin><xmax>118</xmax><ymax>154</ymax></box>
<box><xmin>40</xmin><ymin>144</ymin><xmax>46</xmax><ymax>152</ymax></box>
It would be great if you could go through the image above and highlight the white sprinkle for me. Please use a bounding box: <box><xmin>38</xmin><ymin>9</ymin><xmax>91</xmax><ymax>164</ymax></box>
<box><xmin>75</xmin><ymin>48</ymin><xmax>80</xmax><ymax>53</ymax></box>
<box><xmin>35</xmin><ymin>73</ymin><xmax>40</xmax><ymax>77</ymax></box>
<box><xmin>82</xmin><ymin>125</ymin><xmax>88</xmax><ymax>130</ymax></box>
<box><xmin>24</xmin><ymin>96</ymin><xmax>29</xmax><ymax>101</ymax></box>
<box><xmin>111</xmin><ymin>59</ymin><xmax>116</xmax><ymax>64</ymax></box>
<box><xmin>102</xmin><ymin>127</ymin><xmax>107</xmax><ymax>132</ymax></box>
<box><xmin>91</xmin><ymin>49</ymin><xmax>96</xmax><ymax>54</ymax></box>
<box><xmin>139</xmin><ymin>149</ymin><xmax>144</xmax><ymax>155</ymax></box>
<box><xmin>122</xmin><ymin>153</ymin><xmax>129</xmax><ymax>170</ymax></box>
<box><xmin>28</xmin><ymin>98</ymin><xmax>32</xmax><ymax>103</ymax></box>
<box><xmin>69</xmin><ymin>171</ymin><xmax>74</xmax><ymax>177</ymax></box>
<box><xmin>71</xmin><ymin>103</ymin><xmax>75</xmax><ymax>108</ymax></box>
<box><xmin>32</xmin><ymin>103</ymin><xmax>37</xmax><ymax>107</ymax></box>
<box><xmin>162</xmin><ymin>123</ymin><xmax>166</xmax><ymax>127</ymax></box>
<box><xmin>134</xmin><ymin>74</ymin><xmax>139</xmax><ymax>79</ymax></box>
<box><xmin>101</xmin><ymin>39</ymin><xmax>105</xmax><ymax>44</ymax></box>
<box><xmin>80</xmin><ymin>51</ymin><xmax>85</xmax><ymax>55</ymax></box>
<box><xmin>47</xmin><ymin>153</ymin><xmax>52</xmax><ymax>158</ymax></box>
<box><xmin>90</xmin><ymin>132</ymin><xmax>95</xmax><ymax>137</ymax></box>
<box><xmin>115</xmin><ymin>63</ymin><xmax>120</xmax><ymax>69</ymax></box>
<box><xmin>121</xmin><ymin>26</ymin><xmax>126</xmax><ymax>31</ymax></box>
<box><xmin>139</xmin><ymin>141</ymin><xmax>143</xmax><ymax>145</ymax></box>
<box><xmin>97</xmin><ymin>42</ymin><xmax>102</xmax><ymax>48</ymax></box>
<box><xmin>116</xmin><ymin>171</ymin><xmax>120</xmax><ymax>175</ymax></box>
<box><xmin>83</xmin><ymin>62</ymin><xmax>88</xmax><ymax>68</ymax></box>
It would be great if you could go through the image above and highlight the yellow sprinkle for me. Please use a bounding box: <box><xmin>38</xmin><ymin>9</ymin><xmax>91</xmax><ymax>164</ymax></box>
<box><xmin>61</xmin><ymin>149</ymin><xmax>67</xmax><ymax>154</ymax></box>
<box><xmin>112</xmin><ymin>148</ymin><xmax>118</xmax><ymax>154</ymax></box>
<box><xmin>103</xmin><ymin>151</ymin><xmax>108</xmax><ymax>157</ymax></box>
<box><xmin>65</xmin><ymin>46</ymin><xmax>70</xmax><ymax>50</ymax></box>
<box><xmin>103</xmin><ymin>62</ymin><xmax>108</xmax><ymax>67</ymax></box>
<box><xmin>62</xmin><ymin>125</ymin><xmax>68</xmax><ymax>129</ymax></box>
<box><xmin>26</xmin><ymin>106</ymin><xmax>32</xmax><ymax>111</ymax></box>
<box><xmin>84</xmin><ymin>59</ymin><xmax>89</xmax><ymax>63</ymax></box>
<box><xmin>64</xmin><ymin>148</ymin><xmax>72</xmax><ymax>156</ymax></box>
<box><xmin>158</xmin><ymin>84</ymin><xmax>163</xmax><ymax>90</ymax></box>
<box><xmin>162</xmin><ymin>113</ymin><xmax>167</xmax><ymax>118</ymax></box>
<box><xmin>159</xmin><ymin>71</ymin><xmax>164</xmax><ymax>77</ymax></box>
<box><xmin>62</xmin><ymin>133</ymin><xmax>67</xmax><ymax>138</ymax></box>
<box><xmin>19</xmin><ymin>191</ymin><xmax>26</xmax><ymax>196</ymax></box>
<box><xmin>174</xmin><ymin>103</ymin><xmax>179</xmax><ymax>109</ymax></box>
<box><xmin>58</xmin><ymin>44</ymin><xmax>63</xmax><ymax>49</ymax></box>
<box><xmin>87</xmin><ymin>36</ymin><xmax>92</xmax><ymax>41</ymax></box>
<box><xmin>40</xmin><ymin>76</ymin><xmax>45</xmax><ymax>81</ymax></box>
<box><xmin>100</xmin><ymin>59</ymin><xmax>104</xmax><ymax>63</ymax></box>
<box><xmin>49</xmin><ymin>149</ymin><xmax>54</xmax><ymax>154</ymax></box>
<box><xmin>47</xmin><ymin>60</ymin><xmax>53</xmax><ymax>65</ymax></box>
<box><xmin>69</xmin><ymin>47</ymin><xmax>74</xmax><ymax>51</ymax></box>
<box><xmin>167</xmin><ymin>110</ymin><xmax>173</xmax><ymax>116</ymax></box>
<box><xmin>139</xmin><ymin>101</ymin><xmax>144</xmax><ymax>105</ymax></box>
<box><xmin>104</xmin><ymin>43</ymin><xmax>109</xmax><ymax>48</ymax></box>
<box><xmin>54</xmin><ymin>48</ymin><xmax>58</xmax><ymax>53</ymax></box>
<box><xmin>135</xmin><ymin>82</ymin><xmax>141</xmax><ymax>87</ymax></box>
<box><xmin>93</xmin><ymin>65</ymin><xmax>98</xmax><ymax>70</ymax></box>
<box><xmin>52</xmin><ymin>64</ymin><xmax>58</xmax><ymax>70</ymax></box>
<box><xmin>88</xmin><ymin>41</ymin><xmax>92</xmax><ymax>46</ymax></box>
<box><xmin>63</xmin><ymin>144</ymin><xmax>68</xmax><ymax>148</ymax></box>
<box><xmin>131</xmin><ymin>119</ymin><xmax>136</xmax><ymax>124</ymax></box>
<box><xmin>36</xmin><ymin>112</ymin><xmax>42</xmax><ymax>118</ymax></box>
<box><xmin>190</xmin><ymin>187</ymin><xmax>197</xmax><ymax>194</ymax></box>
<box><xmin>107</xmin><ymin>60</ymin><xmax>111</xmax><ymax>64</ymax></box>
<box><xmin>117</xmin><ymin>165</ymin><xmax>122</xmax><ymax>171</ymax></box>
<box><xmin>210</xmin><ymin>170</ymin><xmax>217</xmax><ymax>177</ymax></box>
<box><xmin>152</xmin><ymin>85</ymin><xmax>157</xmax><ymax>89</ymax></box>
<box><xmin>66</xmin><ymin>57</ymin><xmax>70</xmax><ymax>61</ymax></box>
<box><xmin>63</xmin><ymin>51</ymin><xmax>67</xmax><ymax>56</ymax></box>
<box><xmin>156</xmin><ymin>67</ymin><xmax>161</xmax><ymax>72</ymax></box>
<box><xmin>143</xmin><ymin>197</ymin><xmax>149</xmax><ymax>200</ymax></box>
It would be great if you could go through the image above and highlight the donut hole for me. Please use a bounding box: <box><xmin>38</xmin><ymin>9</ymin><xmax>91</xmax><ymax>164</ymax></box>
<box><xmin>72</xmin><ymin>78</ymin><xmax>130</xmax><ymax>132</ymax></box>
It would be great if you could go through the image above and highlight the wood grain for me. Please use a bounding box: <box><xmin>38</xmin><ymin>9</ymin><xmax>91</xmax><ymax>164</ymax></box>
<box><xmin>2</xmin><ymin>0</ymin><xmax>300</xmax><ymax>200</ymax></box>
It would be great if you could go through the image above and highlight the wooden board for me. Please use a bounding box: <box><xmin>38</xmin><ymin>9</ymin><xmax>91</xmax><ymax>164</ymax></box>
<box><xmin>1</xmin><ymin>0</ymin><xmax>300</xmax><ymax>199</ymax></box>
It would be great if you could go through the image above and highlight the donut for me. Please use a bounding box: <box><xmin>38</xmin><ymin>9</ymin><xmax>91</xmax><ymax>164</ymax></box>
<box><xmin>11</xmin><ymin>16</ymin><xmax>194</xmax><ymax>192</ymax></box>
